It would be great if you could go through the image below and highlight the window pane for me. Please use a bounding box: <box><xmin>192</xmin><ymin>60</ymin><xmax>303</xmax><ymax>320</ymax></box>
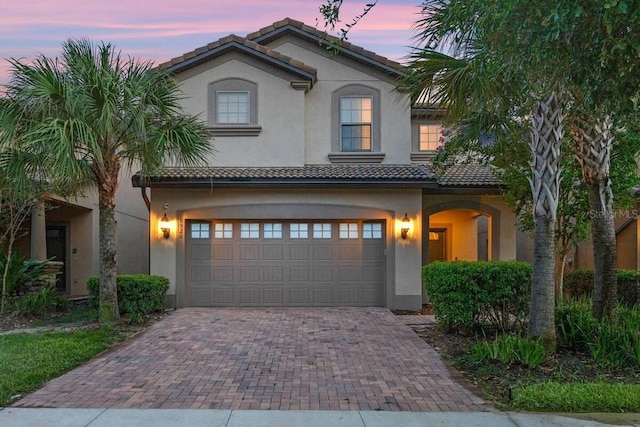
<box><xmin>363</xmin><ymin>223</ymin><xmax>382</xmax><ymax>239</ymax></box>
<box><xmin>264</xmin><ymin>223</ymin><xmax>282</xmax><ymax>239</ymax></box>
<box><xmin>240</xmin><ymin>223</ymin><xmax>259</xmax><ymax>239</ymax></box>
<box><xmin>191</xmin><ymin>223</ymin><xmax>210</xmax><ymax>239</ymax></box>
<box><xmin>214</xmin><ymin>223</ymin><xmax>232</xmax><ymax>239</ymax></box>
<box><xmin>419</xmin><ymin>124</ymin><xmax>444</xmax><ymax>151</ymax></box>
<box><xmin>217</xmin><ymin>91</ymin><xmax>250</xmax><ymax>124</ymax></box>
<box><xmin>339</xmin><ymin>223</ymin><xmax>359</xmax><ymax>239</ymax></box>
<box><xmin>342</xmin><ymin>125</ymin><xmax>371</xmax><ymax>151</ymax></box>
<box><xmin>290</xmin><ymin>223</ymin><xmax>309</xmax><ymax>239</ymax></box>
<box><xmin>313</xmin><ymin>223</ymin><xmax>332</xmax><ymax>239</ymax></box>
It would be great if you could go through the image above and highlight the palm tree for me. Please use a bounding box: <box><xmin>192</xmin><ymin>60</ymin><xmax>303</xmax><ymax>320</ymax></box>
<box><xmin>399</xmin><ymin>0</ymin><xmax>567</xmax><ymax>350</ymax></box>
<box><xmin>0</xmin><ymin>39</ymin><xmax>211</xmax><ymax>323</ymax></box>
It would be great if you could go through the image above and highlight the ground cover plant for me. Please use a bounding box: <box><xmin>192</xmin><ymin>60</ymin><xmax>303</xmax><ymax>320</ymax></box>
<box><xmin>414</xmin><ymin>298</ymin><xmax>640</xmax><ymax>412</ymax></box>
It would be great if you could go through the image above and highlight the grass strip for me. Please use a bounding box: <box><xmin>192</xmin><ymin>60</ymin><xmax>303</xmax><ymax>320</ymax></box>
<box><xmin>0</xmin><ymin>328</ymin><xmax>123</xmax><ymax>405</ymax></box>
<box><xmin>512</xmin><ymin>381</ymin><xmax>640</xmax><ymax>412</ymax></box>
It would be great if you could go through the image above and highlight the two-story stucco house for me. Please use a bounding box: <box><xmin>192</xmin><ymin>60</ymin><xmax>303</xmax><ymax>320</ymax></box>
<box><xmin>133</xmin><ymin>18</ymin><xmax>517</xmax><ymax>310</ymax></box>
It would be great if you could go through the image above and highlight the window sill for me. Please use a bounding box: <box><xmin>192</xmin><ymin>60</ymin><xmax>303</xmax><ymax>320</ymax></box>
<box><xmin>328</xmin><ymin>152</ymin><xmax>386</xmax><ymax>163</ymax></box>
<box><xmin>410</xmin><ymin>151</ymin><xmax>437</xmax><ymax>163</ymax></box>
<box><xmin>208</xmin><ymin>125</ymin><xmax>262</xmax><ymax>137</ymax></box>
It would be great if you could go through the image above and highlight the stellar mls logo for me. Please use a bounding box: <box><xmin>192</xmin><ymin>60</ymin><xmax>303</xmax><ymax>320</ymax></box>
<box><xmin>588</xmin><ymin>210</ymin><xmax>639</xmax><ymax>219</ymax></box>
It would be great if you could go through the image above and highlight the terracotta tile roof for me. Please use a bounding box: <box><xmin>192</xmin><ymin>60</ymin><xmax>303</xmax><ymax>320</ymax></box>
<box><xmin>133</xmin><ymin>164</ymin><xmax>437</xmax><ymax>188</ymax></box>
<box><xmin>436</xmin><ymin>164</ymin><xmax>503</xmax><ymax>187</ymax></box>
<box><xmin>247</xmin><ymin>18</ymin><xmax>403</xmax><ymax>74</ymax></box>
<box><xmin>158</xmin><ymin>34</ymin><xmax>317</xmax><ymax>82</ymax></box>
<box><xmin>158</xmin><ymin>18</ymin><xmax>402</xmax><ymax>78</ymax></box>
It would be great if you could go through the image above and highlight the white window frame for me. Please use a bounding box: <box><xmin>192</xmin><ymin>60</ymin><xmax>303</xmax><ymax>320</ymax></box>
<box><xmin>419</xmin><ymin>124</ymin><xmax>444</xmax><ymax>151</ymax></box>
<box><xmin>339</xmin><ymin>223</ymin><xmax>359</xmax><ymax>239</ymax></box>
<box><xmin>363</xmin><ymin>223</ymin><xmax>383</xmax><ymax>239</ymax></box>
<box><xmin>240</xmin><ymin>223</ymin><xmax>260</xmax><ymax>239</ymax></box>
<box><xmin>191</xmin><ymin>223</ymin><xmax>210</xmax><ymax>239</ymax></box>
<box><xmin>217</xmin><ymin>91</ymin><xmax>250</xmax><ymax>124</ymax></box>
<box><xmin>340</xmin><ymin>96</ymin><xmax>372</xmax><ymax>152</ymax></box>
<box><xmin>263</xmin><ymin>223</ymin><xmax>283</xmax><ymax>239</ymax></box>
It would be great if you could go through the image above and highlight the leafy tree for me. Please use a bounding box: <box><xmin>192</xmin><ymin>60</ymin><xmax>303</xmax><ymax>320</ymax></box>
<box><xmin>0</xmin><ymin>39</ymin><xmax>211</xmax><ymax>323</ymax></box>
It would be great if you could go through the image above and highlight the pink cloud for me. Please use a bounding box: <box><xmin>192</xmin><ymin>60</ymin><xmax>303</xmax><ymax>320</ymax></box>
<box><xmin>1</xmin><ymin>1</ymin><xmax>421</xmax><ymax>85</ymax></box>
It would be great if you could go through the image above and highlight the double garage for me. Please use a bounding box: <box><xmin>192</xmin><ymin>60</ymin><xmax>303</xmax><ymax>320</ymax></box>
<box><xmin>186</xmin><ymin>219</ymin><xmax>385</xmax><ymax>307</ymax></box>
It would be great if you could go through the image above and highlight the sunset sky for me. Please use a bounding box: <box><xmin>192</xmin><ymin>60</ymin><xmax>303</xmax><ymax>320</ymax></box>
<box><xmin>1</xmin><ymin>0</ymin><xmax>422</xmax><ymax>85</ymax></box>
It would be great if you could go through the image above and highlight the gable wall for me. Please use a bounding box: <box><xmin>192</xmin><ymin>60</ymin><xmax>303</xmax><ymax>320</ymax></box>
<box><xmin>174</xmin><ymin>56</ymin><xmax>306</xmax><ymax>167</ymax></box>
<box><xmin>255</xmin><ymin>37</ymin><xmax>412</xmax><ymax>165</ymax></box>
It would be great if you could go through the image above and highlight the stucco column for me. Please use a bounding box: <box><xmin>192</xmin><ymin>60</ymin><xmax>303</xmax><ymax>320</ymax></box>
<box><xmin>30</xmin><ymin>200</ymin><xmax>47</xmax><ymax>261</ymax></box>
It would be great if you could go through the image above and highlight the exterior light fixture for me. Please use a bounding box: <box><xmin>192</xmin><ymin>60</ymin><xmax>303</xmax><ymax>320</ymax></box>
<box><xmin>160</xmin><ymin>213</ymin><xmax>171</xmax><ymax>239</ymax></box>
<box><xmin>401</xmin><ymin>213</ymin><xmax>411</xmax><ymax>240</ymax></box>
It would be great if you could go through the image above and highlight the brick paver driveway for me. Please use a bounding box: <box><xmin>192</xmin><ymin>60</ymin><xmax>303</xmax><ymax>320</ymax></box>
<box><xmin>15</xmin><ymin>308</ymin><xmax>488</xmax><ymax>411</ymax></box>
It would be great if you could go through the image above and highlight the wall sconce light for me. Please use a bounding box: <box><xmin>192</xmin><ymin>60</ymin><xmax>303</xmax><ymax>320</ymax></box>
<box><xmin>160</xmin><ymin>213</ymin><xmax>171</xmax><ymax>239</ymax></box>
<box><xmin>401</xmin><ymin>213</ymin><xmax>411</xmax><ymax>240</ymax></box>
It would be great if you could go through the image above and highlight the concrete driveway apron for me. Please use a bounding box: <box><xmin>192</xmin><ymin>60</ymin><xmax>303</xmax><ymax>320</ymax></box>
<box><xmin>14</xmin><ymin>308</ymin><xmax>488</xmax><ymax>411</ymax></box>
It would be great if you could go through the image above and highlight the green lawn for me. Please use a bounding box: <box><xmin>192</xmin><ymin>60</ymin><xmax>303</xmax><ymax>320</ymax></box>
<box><xmin>512</xmin><ymin>382</ymin><xmax>640</xmax><ymax>412</ymax></box>
<box><xmin>0</xmin><ymin>328</ymin><xmax>124</xmax><ymax>405</ymax></box>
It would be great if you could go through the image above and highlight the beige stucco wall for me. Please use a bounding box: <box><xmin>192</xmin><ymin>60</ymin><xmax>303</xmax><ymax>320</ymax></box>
<box><xmin>423</xmin><ymin>194</ymin><xmax>517</xmax><ymax>261</ymax></box>
<box><xmin>269</xmin><ymin>38</ymin><xmax>412</xmax><ymax>165</ymax></box>
<box><xmin>149</xmin><ymin>187</ymin><xmax>423</xmax><ymax>309</ymax></box>
<box><xmin>174</xmin><ymin>57</ymin><xmax>306</xmax><ymax>167</ymax></box>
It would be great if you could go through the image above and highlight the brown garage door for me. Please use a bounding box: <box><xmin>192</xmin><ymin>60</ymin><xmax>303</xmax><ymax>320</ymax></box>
<box><xmin>187</xmin><ymin>220</ymin><xmax>385</xmax><ymax>306</ymax></box>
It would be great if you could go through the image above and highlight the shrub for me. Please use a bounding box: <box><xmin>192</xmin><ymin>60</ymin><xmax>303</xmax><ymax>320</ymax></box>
<box><xmin>556</xmin><ymin>298</ymin><xmax>597</xmax><ymax>352</ymax></box>
<box><xmin>87</xmin><ymin>275</ymin><xmax>169</xmax><ymax>322</ymax></box>
<box><xmin>564</xmin><ymin>269</ymin><xmax>639</xmax><ymax>306</ymax></box>
<box><xmin>423</xmin><ymin>261</ymin><xmax>531</xmax><ymax>332</ymax></box>
<box><xmin>0</xmin><ymin>253</ymin><xmax>50</xmax><ymax>295</ymax></box>
<box><xmin>12</xmin><ymin>286</ymin><xmax>68</xmax><ymax>316</ymax></box>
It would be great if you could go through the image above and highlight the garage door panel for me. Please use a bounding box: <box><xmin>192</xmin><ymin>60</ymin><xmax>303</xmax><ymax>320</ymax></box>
<box><xmin>213</xmin><ymin>244</ymin><xmax>233</xmax><ymax>260</ymax></box>
<box><xmin>240</xmin><ymin>266</ymin><xmax>260</xmax><ymax>282</ymax></box>
<box><xmin>213</xmin><ymin>266</ymin><xmax>233</xmax><ymax>282</ymax></box>
<box><xmin>290</xmin><ymin>288</ymin><xmax>310</xmax><ymax>304</ymax></box>
<box><xmin>239</xmin><ymin>245</ymin><xmax>260</xmax><ymax>260</ymax></box>
<box><xmin>187</xmin><ymin>220</ymin><xmax>384</xmax><ymax>307</ymax></box>
<box><xmin>263</xmin><ymin>266</ymin><xmax>283</xmax><ymax>281</ymax></box>
<box><xmin>339</xmin><ymin>244</ymin><xmax>362</xmax><ymax>260</ymax></box>
<box><xmin>212</xmin><ymin>288</ymin><xmax>234</xmax><ymax>304</ymax></box>
<box><xmin>289</xmin><ymin>244</ymin><xmax>309</xmax><ymax>260</ymax></box>
<box><xmin>313</xmin><ymin>245</ymin><xmax>332</xmax><ymax>260</ymax></box>
<box><xmin>263</xmin><ymin>288</ymin><xmax>284</xmax><ymax>304</ymax></box>
<box><xmin>191</xmin><ymin>266</ymin><xmax>210</xmax><ymax>282</ymax></box>
<box><xmin>263</xmin><ymin>245</ymin><xmax>284</xmax><ymax>260</ymax></box>
<box><xmin>289</xmin><ymin>266</ymin><xmax>309</xmax><ymax>282</ymax></box>
<box><xmin>191</xmin><ymin>244</ymin><xmax>211</xmax><ymax>260</ymax></box>
<box><xmin>312</xmin><ymin>266</ymin><xmax>333</xmax><ymax>282</ymax></box>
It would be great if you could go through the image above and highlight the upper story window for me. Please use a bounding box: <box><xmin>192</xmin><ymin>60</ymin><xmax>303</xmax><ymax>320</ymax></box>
<box><xmin>208</xmin><ymin>78</ymin><xmax>261</xmax><ymax>136</ymax></box>
<box><xmin>419</xmin><ymin>124</ymin><xmax>444</xmax><ymax>151</ymax></box>
<box><xmin>340</xmin><ymin>96</ymin><xmax>372</xmax><ymax>151</ymax></box>
<box><xmin>330</xmin><ymin>85</ymin><xmax>384</xmax><ymax>163</ymax></box>
<box><xmin>217</xmin><ymin>91</ymin><xmax>250</xmax><ymax>124</ymax></box>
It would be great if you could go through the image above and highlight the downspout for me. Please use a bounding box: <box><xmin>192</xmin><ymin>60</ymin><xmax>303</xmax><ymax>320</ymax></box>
<box><xmin>140</xmin><ymin>187</ymin><xmax>151</xmax><ymax>276</ymax></box>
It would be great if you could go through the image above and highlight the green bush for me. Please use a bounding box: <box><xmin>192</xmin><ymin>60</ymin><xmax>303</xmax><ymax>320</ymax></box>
<box><xmin>423</xmin><ymin>261</ymin><xmax>531</xmax><ymax>332</ymax></box>
<box><xmin>87</xmin><ymin>275</ymin><xmax>169</xmax><ymax>322</ymax></box>
<box><xmin>564</xmin><ymin>269</ymin><xmax>639</xmax><ymax>306</ymax></box>
<box><xmin>0</xmin><ymin>253</ymin><xmax>50</xmax><ymax>295</ymax></box>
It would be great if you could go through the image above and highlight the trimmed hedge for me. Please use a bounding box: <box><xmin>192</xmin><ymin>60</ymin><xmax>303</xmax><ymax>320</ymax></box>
<box><xmin>423</xmin><ymin>261</ymin><xmax>532</xmax><ymax>332</ymax></box>
<box><xmin>564</xmin><ymin>269</ymin><xmax>639</xmax><ymax>306</ymax></box>
<box><xmin>88</xmin><ymin>275</ymin><xmax>169</xmax><ymax>320</ymax></box>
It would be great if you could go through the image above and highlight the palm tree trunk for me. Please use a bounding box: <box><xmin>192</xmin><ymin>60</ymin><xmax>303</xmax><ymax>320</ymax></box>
<box><xmin>527</xmin><ymin>91</ymin><xmax>563</xmax><ymax>353</ymax></box>
<box><xmin>572</xmin><ymin>116</ymin><xmax>617</xmax><ymax>319</ymax></box>
<box><xmin>97</xmin><ymin>168</ymin><xmax>120</xmax><ymax>323</ymax></box>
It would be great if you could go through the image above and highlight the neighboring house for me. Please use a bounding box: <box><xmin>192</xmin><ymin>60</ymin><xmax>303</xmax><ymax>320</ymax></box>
<box><xmin>133</xmin><ymin>18</ymin><xmax>517</xmax><ymax>310</ymax></box>
<box><xmin>17</xmin><ymin>167</ymin><xmax>150</xmax><ymax>297</ymax></box>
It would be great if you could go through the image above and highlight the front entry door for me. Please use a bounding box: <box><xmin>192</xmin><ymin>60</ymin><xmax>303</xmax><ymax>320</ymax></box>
<box><xmin>429</xmin><ymin>229</ymin><xmax>446</xmax><ymax>263</ymax></box>
<box><xmin>46</xmin><ymin>225</ymin><xmax>67</xmax><ymax>292</ymax></box>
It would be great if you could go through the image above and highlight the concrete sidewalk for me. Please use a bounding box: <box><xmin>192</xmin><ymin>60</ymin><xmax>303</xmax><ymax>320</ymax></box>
<box><xmin>1</xmin><ymin>408</ymin><xmax>638</xmax><ymax>427</ymax></box>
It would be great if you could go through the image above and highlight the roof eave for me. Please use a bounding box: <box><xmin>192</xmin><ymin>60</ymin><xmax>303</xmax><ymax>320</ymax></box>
<box><xmin>164</xmin><ymin>41</ymin><xmax>316</xmax><ymax>84</ymax></box>
<box><xmin>251</xmin><ymin>26</ymin><xmax>404</xmax><ymax>78</ymax></box>
<box><xmin>132</xmin><ymin>177</ymin><xmax>438</xmax><ymax>189</ymax></box>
